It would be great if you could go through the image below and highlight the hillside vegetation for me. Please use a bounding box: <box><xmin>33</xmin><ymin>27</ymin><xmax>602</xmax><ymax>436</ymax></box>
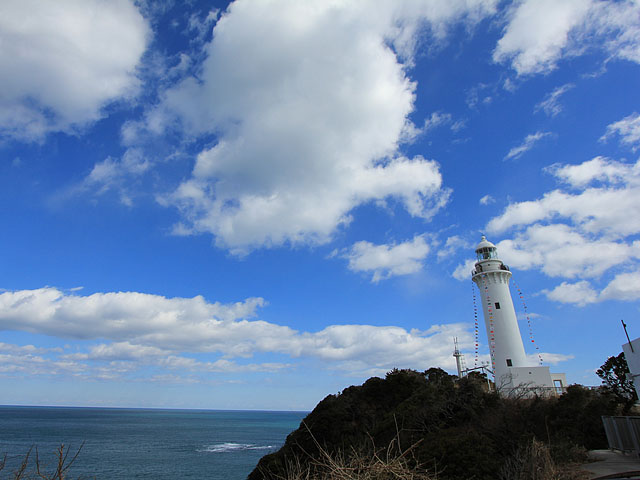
<box><xmin>249</xmin><ymin>369</ymin><xmax>622</xmax><ymax>480</ymax></box>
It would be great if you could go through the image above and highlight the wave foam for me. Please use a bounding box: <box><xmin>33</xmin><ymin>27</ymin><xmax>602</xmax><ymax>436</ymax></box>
<box><xmin>197</xmin><ymin>443</ymin><xmax>275</xmax><ymax>453</ymax></box>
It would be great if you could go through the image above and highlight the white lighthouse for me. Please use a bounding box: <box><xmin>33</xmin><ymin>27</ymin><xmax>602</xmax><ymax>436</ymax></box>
<box><xmin>471</xmin><ymin>236</ymin><xmax>566</xmax><ymax>394</ymax></box>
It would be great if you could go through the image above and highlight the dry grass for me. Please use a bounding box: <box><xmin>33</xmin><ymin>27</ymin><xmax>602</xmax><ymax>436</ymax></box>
<box><xmin>498</xmin><ymin>439</ymin><xmax>590</xmax><ymax>480</ymax></box>
<box><xmin>0</xmin><ymin>444</ymin><xmax>85</xmax><ymax>480</ymax></box>
<box><xmin>271</xmin><ymin>429</ymin><xmax>591</xmax><ymax>480</ymax></box>
<box><xmin>266</xmin><ymin>422</ymin><xmax>437</xmax><ymax>480</ymax></box>
<box><xmin>279</xmin><ymin>443</ymin><xmax>436</xmax><ymax>480</ymax></box>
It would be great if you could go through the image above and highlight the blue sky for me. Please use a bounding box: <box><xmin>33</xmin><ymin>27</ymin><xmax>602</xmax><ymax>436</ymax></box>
<box><xmin>1</xmin><ymin>0</ymin><xmax>640</xmax><ymax>410</ymax></box>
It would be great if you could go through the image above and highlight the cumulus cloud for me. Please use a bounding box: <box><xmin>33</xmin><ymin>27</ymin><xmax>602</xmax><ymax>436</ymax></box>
<box><xmin>505</xmin><ymin>131</ymin><xmax>552</xmax><ymax>160</ymax></box>
<box><xmin>146</xmin><ymin>0</ymin><xmax>497</xmax><ymax>253</ymax></box>
<box><xmin>543</xmin><ymin>281</ymin><xmax>599</xmax><ymax>306</ymax></box>
<box><xmin>0</xmin><ymin>287</ymin><xmax>473</xmax><ymax>376</ymax></box>
<box><xmin>0</xmin><ymin>0</ymin><xmax>150</xmax><ymax>141</ymax></box>
<box><xmin>496</xmin><ymin>225</ymin><xmax>640</xmax><ymax>279</ymax></box>
<box><xmin>535</xmin><ymin>83</ymin><xmax>575</xmax><ymax>117</ymax></box>
<box><xmin>484</xmin><ymin>156</ymin><xmax>640</xmax><ymax>304</ymax></box>
<box><xmin>600</xmin><ymin>270</ymin><xmax>640</xmax><ymax>301</ymax></box>
<box><xmin>494</xmin><ymin>0</ymin><xmax>640</xmax><ymax>76</ymax></box>
<box><xmin>601</xmin><ymin>112</ymin><xmax>640</xmax><ymax>150</ymax></box>
<box><xmin>341</xmin><ymin>236</ymin><xmax>431</xmax><ymax>282</ymax></box>
<box><xmin>488</xmin><ymin>157</ymin><xmax>640</xmax><ymax>235</ymax></box>
<box><xmin>494</xmin><ymin>0</ymin><xmax>592</xmax><ymax>75</ymax></box>
<box><xmin>0</xmin><ymin>288</ymin><xmax>267</xmax><ymax>353</ymax></box>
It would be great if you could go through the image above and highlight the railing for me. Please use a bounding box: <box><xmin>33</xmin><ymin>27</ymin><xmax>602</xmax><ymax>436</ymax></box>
<box><xmin>471</xmin><ymin>264</ymin><xmax>510</xmax><ymax>276</ymax></box>
<box><xmin>602</xmin><ymin>416</ymin><xmax>640</xmax><ymax>456</ymax></box>
<box><xmin>499</xmin><ymin>385</ymin><xmax>567</xmax><ymax>398</ymax></box>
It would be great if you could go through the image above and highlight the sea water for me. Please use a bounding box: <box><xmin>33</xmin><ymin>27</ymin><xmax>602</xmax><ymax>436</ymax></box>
<box><xmin>0</xmin><ymin>406</ymin><xmax>306</xmax><ymax>479</ymax></box>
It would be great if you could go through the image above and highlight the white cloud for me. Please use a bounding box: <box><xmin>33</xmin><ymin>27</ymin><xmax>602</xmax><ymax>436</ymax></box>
<box><xmin>437</xmin><ymin>235</ymin><xmax>470</xmax><ymax>261</ymax></box>
<box><xmin>69</xmin><ymin>342</ymin><xmax>166</xmax><ymax>361</ymax></box>
<box><xmin>402</xmin><ymin>111</ymin><xmax>465</xmax><ymax>140</ymax></box>
<box><xmin>485</xmin><ymin>156</ymin><xmax>640</xmax><ymax>303</ymax></box>
<box><xmin>0</xmin><ymin>342</ymin><xmax>82</xmax><ymax>376</ymax></box>
<box><xmin>535</xmin><ymin>83</ymin><xmax>575</xmax><ymax>117</ymax></box>
<box><xmin>342</xmin><ymin>235</ymin><xmax>430</xmax><ymax>282</ymax></box>
<box><xmin>494</xmin><ymin>0</ymin><xmax>640</xmax><ymax>75</ymax></box>
<box><xmin>496</xmin><ymin>224</ymin><xmax>640</xmax><ymax>279</ymax></box>
<box><xmin>80</xmin><ymin>148</ymin><xmax>152</xmax><ymax>205</ymax></box>
<box><xmin>479</xmin><ymin>194</ymin><xmax>495</xmax><ymax>205</ymax></box>
<box><xmin>148</xmin><ymin>0</ymin><xmax>497</xmax><ymax>253</ymax></box>
<box><xmin>494</xmin><ymin>0</ymin><xmax>592</xmax><ymax>75</ymax></box>
<box><xmin>592</xmin><ymin>0</ymin><xmax>640</xmax><ymax>64</ymax></box>
<box><xmin>451</xmin><ymin>119</ymin><xmax>467</xmax><ymax>132</ymax></box>
<box><xmin>423</xmin><ymin>111</ymin><xmax>453</xmax><ymax>132</ymax></box>
<box><xmin>160</xmin><ymin>355</ymin><xmax>287</xmax><ymax>373</ymax></box>
<box><xmin>543</xmin><ymin>281</ymin><xmax>598</xmax><ymax>306</ymax></box>
<box><xmin>601</xmin><ymin>112</ymin><xmax>640</xmax><ymax>150</ymax></box>
<box><xmin>0</xmin><ymin>0</ymin><xmax>150</xmax><ymax>141</ymax></box>
<box><xmin>505</xmin><ymin>131</ymin><xmax>551</xmax><ymax>160</ymax></box>
<box><xmin>466</xmin><ymin>82</ymin><xmax>494</xmax><ymax>108</ymax></box>
<box><xmin>186</xmin><ymin>9</ymin><xmax>219</xmax><ymax>44</ymax></box>
<box><xmin>0</xmin><ymin>287</ymin><xmax>473</xmax><ymax>376</ymax></box>
<box><xmin>488</xmin><ymin>157</ymin><xmax>640</xmax><ymax>236</ymax></box>
<box><xmin>453</xmin><ymin>258</ymin><xmax>477</xmax><ymax>281</ymax></box>
<box><xmin>600</xmin><ymin>270</ymin><xmax>640</xmax><ymax>301</ymax></box>
<box><xmin>0</xmin><ymin>342</ymin><xmax>41</xmax><ymax>355</ymax></box>
<box><xmin>64</xmin><ymin>341</ymin><xmax>289</xmax><ymax>373</ymax></box>
<box><xmin>304</xmin><ymin>323</ymin><xmax>471</xmax><ymax>376</ymax></box>
<box><xmin>527</xmin><ymin>352</ymin><xmax>574</xmax><ymax>365</ymax></box>
<box><xmin>550</xmin><ymin>155</ymin><xmax>632</xmax><ymax>187</ymax></box>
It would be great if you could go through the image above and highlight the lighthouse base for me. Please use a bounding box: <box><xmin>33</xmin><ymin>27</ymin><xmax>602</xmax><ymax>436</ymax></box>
<box><xmin>496</xmin><ymin>366</ymin><xmax>567</xmax><ymax>397</ymax></box>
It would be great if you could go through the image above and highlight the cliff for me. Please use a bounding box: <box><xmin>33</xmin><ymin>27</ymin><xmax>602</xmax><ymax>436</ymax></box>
<box><xmin>249</xmin><ymin>368</ymin><xmax>620</xmax><ymax>480</ymax></box>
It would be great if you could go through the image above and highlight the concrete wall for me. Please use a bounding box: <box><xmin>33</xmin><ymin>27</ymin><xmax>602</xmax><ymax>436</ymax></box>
<box><xmin>503</xmin><ymin>365</ymin><xmax>553</xmax><ymax>389</ymax></box>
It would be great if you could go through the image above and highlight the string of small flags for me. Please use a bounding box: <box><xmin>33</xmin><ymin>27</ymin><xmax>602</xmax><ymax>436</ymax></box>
<box><xmin>512</xmin><ymin>278</ymin><xmax>544</xmax><ymax>365</ymax></box>
<box><xmin>482</xmin><ymin>275</ymin><xmax>496</xmax><ymax>374</ymax></box>
<box><xmin>472</xmin><ymin>281</ymin><xmax>479</xmax><ymax>367</ymax></box>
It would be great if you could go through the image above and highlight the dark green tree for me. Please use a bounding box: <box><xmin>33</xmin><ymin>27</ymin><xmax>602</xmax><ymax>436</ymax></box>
<box><xmin>596</xmin><ymin>352</ymin><xmax>638</xmax><ymax>411</ymax></box>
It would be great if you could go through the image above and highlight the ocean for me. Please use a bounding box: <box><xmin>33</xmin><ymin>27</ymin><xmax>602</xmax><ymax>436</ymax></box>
<box><xmin>0</xmin><ymin>406</ymin><xmax>307</xmax><ymax>479</ymax></box>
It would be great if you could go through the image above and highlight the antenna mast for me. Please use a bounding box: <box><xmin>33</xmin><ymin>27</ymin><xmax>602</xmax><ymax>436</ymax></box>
<box><xmin>453</xmin><ymin>337</ymin><xmax>464</xmax><ymax>379</ymax></box>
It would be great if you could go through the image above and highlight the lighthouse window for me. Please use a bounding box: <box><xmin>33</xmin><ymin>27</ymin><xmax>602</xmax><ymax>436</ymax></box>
<box><xmin>477</xmin><ymin>247</ymin><xmax>497</xmax><ymax>261</ymax></box>
<box><xmin>495</xmin><ymin>302</ymin><xmax>501</xmax><ymax>309</ymax></box>
<box><xmin>506</xmin><ymin>359</ymin><xmax>513</xmax><ymax>366</ymax></box>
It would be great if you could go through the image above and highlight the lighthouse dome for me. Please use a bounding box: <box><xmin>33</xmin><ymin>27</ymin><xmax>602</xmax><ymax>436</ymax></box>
<box><xmin>475</xmin><ymin>235</ymin><xmax>498</xmax><ymax>261</ymax></box>
<box><xmin>475</xmin><ymin>235</ymin><xmax>495</xmax><ymax>251</ymax></box>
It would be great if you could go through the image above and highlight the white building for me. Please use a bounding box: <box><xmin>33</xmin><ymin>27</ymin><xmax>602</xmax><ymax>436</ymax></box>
<box><xmin>471</xmin><ymin>236</ymin><xmax>566</xmax><ymax>395</ymax></box>
<box><xmin>622</xmin><ymin>338</ymin><xmax>640</xmax><ymax>399</ymax></box>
